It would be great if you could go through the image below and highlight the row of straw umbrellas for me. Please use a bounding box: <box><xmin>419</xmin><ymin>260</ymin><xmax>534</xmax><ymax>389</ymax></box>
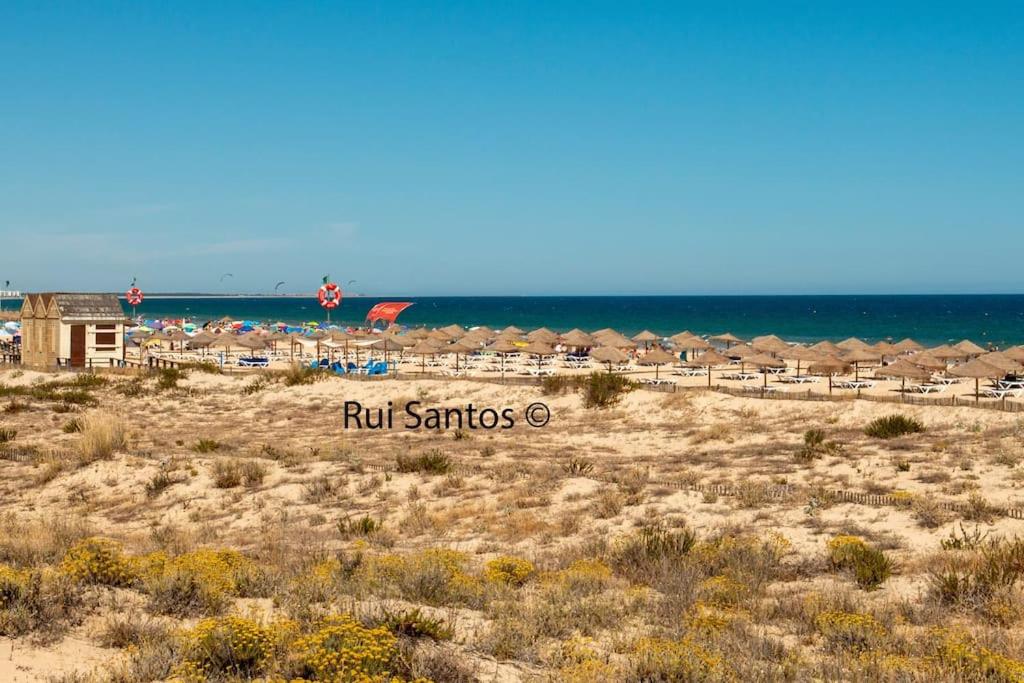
<box><xmin>132</xmin><ymin>325</ymin><xmax>1024</xmax><ymax>400</ymax></box>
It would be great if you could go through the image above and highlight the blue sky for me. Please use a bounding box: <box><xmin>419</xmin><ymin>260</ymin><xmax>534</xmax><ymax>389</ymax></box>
<box><xmin>1</xmin><ymin>2</ymin><xmax>1021</xmax><ymax>295</ymax></box>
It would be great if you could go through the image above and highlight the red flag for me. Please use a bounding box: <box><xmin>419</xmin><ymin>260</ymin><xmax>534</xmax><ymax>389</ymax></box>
<box><xmin>366</xmin><ymin>302</ymin><xmax>413</xmax><ymax>324</ymax></box>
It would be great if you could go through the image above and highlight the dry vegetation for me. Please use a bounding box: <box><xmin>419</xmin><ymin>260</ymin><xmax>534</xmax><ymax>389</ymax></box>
<box><xmin>2</xmin><ymin>365</ymin><xmax>1024</xmax><ymax>681</ymax></box>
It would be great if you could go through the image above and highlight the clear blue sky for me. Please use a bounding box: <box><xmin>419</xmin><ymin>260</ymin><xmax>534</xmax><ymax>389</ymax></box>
<box><xmin>1</xmin><ymin>2</ymin><xmax>1021</xmax><ymax>296</ymax></box>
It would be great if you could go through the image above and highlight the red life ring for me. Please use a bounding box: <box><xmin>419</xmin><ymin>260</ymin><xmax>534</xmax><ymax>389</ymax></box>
<box><xmin>318</xmin><ymin>282</ymin><xmax>342</xmax><ymax>309</ymax></box>
<box><xmin>126</xmin><ymin>287</ymin><xmax>144</xmax><ymax>306</ymax></box>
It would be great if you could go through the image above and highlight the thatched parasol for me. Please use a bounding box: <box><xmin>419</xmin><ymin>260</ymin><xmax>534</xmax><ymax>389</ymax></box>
<box><xmin>954</xmin><ymin>339</ymin><xmax>986</xmax><ymax>357</ymax></box>
<box><xmin>687</xmin><ymin>349</ymin><xmax>732</xmax><ymax>387</ymax></box>
<box><xmin>370</xmin><ymin>336</ymin><xmax>405</xmax><ymax>366</ymax></box>
<box><xmin>502</xmin><ymin>325</ymin><xmax>525</xmax><ymax>336</ymax></box>
<box><xmin>408</xmin><ymin>340</ymin><xmax>439</xmax><ymax>373</ymax></box>
<box><xmin>632</xmin><ymin>330</ymin><xmax>659</xmax><ymax>349</ymax></box>
<box><xmin>928</xmin><ymin>344</ymin><xmax>967</xmax><ymax>361</ymax></box>
<box><xmin>873</xmin><ymin>341</ymin><xmax>895</xmax><ymax>356</ymax></box>
<box><xmin>837</xmin><ymin>337</ymin><xmax>872</xmax><ymax>352</ymax></box>
<box><xmin>236</xmin><ymin>332</ymin><xmax>268</xmax><ymax>358</ymax></box>
<box><xmin>809</xmin><ymin>340</ymin><xmax>842</xmax><ymax>356</ymax></box>
<box><xmin>407</xmin><ymin>327</ymin><xmax>430</xmax><ymax>340</ymax></box>
<box><xmin>638</xmin><ymin>347</ymin><xmax>675</xmax><ymax>379</ymax></box>
<box><xmin>890</xmin><ymin>338</ymin><xmax>924</xmax><ymax>354</ymax></box>
<box><xmin>597</xmin><ymin>331</ymin><xmax>637</xmax><ymax>349</ymax></box>
<box><xmin>1002</xmin><ymin>346</ymin><xmax>1024</xmax><ymax>363</ymax></box>
<box><xmin>908</xmin><ymin>352</ymin><xmax>948</xmax><ymax>372</ymax></box>
<box><xmin>445</xmin><ymin>340</ymin><xmax>476</xmax><ymax>372</ymax></box>
<box><xmin>873</xmin><ymin>358</ymin><xmax>932</xmax><ymax>393</ymax></box>
<box><xmin>746</xmin><ymin>352</ymin><xmax>785</xmax><ymax>388</ymax></box>
<box><xmin>779</xmin><ymin>345</ymin><xmax>822</xmax><ymax>377</ymax></box>
<box><xmin>486</xmin><ymin>339</ymin><xmax>521</xmax><ymax>380</ymax></box>
<box><xmin>950</xmin><ymin>358</ymin><xmax>1005</xmax><ymax>402</ymax></box>
<box><xmin>977</xmin><ymin>352</ymin><xmax>1023</xmax><ymax>374</ymax></box>
<box><xmin>440</xmin><ymin>324</ymin><xmax>465</xmax><ymax>337</ymax></box>
<box><xmin>842</xmin><ymin>348</ymin><xmax>881</xmax><ymax>381</ymax></box>
<box><xmin>591</xmin><ymin>345</ymin><xmax>629</xmax><ymax>371</ymax></box>
<box><xmin>807</xmin><ymin>355</ymin><xmax>851</xmax><ymax>394</ymax></box>
<box><xmin>752</xmin><ymin>336</ymin><xmax>790</xmax><ymax>356</ymax></box>
<box><xmin>527</xmin><ymin>327</ymin><xmax>558</xmax><ymax>343</ymax></box>
<box><xmin>560</xmin><ymin>329</ymin><xmax>594</xmax><ymax>348</ymax></box>
<box><xmin>710</xmin><ymin>332</ymin><xmax>743</xmax><ymax>348</ymax></box>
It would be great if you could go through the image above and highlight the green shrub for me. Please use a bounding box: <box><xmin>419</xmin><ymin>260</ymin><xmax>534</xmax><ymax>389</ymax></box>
<box><xmin>865</xmin><ymin>414</ymin><xmax>925</xmax><ymax>439</ymax></box>
<box><xmin>577</xmin><ymin>372</ymin><xmax>634</xmax><ymax>409</ymax></box>
<box><xmin>62</xmin><ymin>418</ymin><xmax>83</xmax><ymax>434</ymax></box>
<box><xmin>377</xmin><ymin>607</ymin><xmax>453</xmax><ymax>641</ymax></box>
<box><xmin>612</xmin><ymin>524</ymin><xmax>696</xmax><ymax>585</ymax></box>
<box><xmin>396</xmin><ymin>449</ymin><xmax>451</xmax><ymax>475</ymax></box>
<box><xmin>827</xmin><ymin>535</ymin><xmax>893</xmax><ymax>591</ymax></box>
<box><xmin>562</xmin><ymin>457</ymin><xmax>595</xmax><ymax>476</ymax></box>
<box><xmin>541</xmin><ymin>375</ymin><xmax>573</xmax><ymax>396</ymax></box>
<box><xmin>0</xmin><ymin>428</ymin><xmax>15</xmax><ymax>443</ymax></box>
<box><xmin>156</xmin><ymin>368</ymin><xmax>187</xmax><ymax>391</ymax></box>
<box><xmin>283</xmin><ymin>364</ymin><xmax>325</xmax><ymax>387</ymax></box>
<box><xmin>192</xmin><ymin>438</ymin><xmax>221</xmax><ymax>453</ymax></box>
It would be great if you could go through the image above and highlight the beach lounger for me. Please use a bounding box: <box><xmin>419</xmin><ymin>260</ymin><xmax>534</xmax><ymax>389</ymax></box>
<box><xmin>672</xmin><ymin>368</ymin><xmax>707</xmax><ymax>377</ymax></box>
<box><xmin>237</xmin><ymin>357</ymin><xmax>269</xmax><ymax>368</ymax></box>
<box><xmin>907</xmin><ymin>383</ymin><xmax>944</xmax><ymax>394</ymax></box>
<box><xmin>743</xmin><ymin>384</ymin><xmax>778</xmax><ymax>394</ymax></box>
<box><xmin>641</xmin><ymin>378</ymin><xmax>676</xmax><ymax>386</ymax></box>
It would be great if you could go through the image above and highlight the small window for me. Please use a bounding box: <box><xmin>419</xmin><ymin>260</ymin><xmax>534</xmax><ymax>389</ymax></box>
<box><xmin>95</xmin><ymin>332</ymin><xmax>117</xmax><ymax>345</ymax></box>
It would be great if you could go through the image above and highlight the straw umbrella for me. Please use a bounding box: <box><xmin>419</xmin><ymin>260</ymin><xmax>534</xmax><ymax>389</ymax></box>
<box><xmin>809</xmin><ymin>340</ymin><xmax>842</xmax><ymax>356</ymax></box>
<box><xmin>807</xmin><ymin>356</ymin><xmax>851</xmax><ymax>394</ymax></box>
<box><xmin>502</xmin><ymin>325</ymin><xmax>525</xmax><ymax>336</ymax></box>
<box><xmin>842</xmin><ymin>348</ymin><xmax>881</xmax><ymax>381</ymax></box>
<box><xmin>407</xmin><ymin>327</ymin><xmax>430</xmax><ymax>340</ymax></box>
<box><xmin>560</xmin><ymin>329</ymin><xmax>594</xmax><ymax>349</ymax></box>
<box><xmin>780</xmin><ymin>345</ymin><xmax>822</xmax><ymax>378</ymax></box>
<box><xmin>752</xmin><ymin>336</ymin><xmax>790</xmax><ymax>357</ymax></box>
<box><xmin>527</xmin><ymin>327</ymin><xmax>558</xmax><ymax>344</ymax></box>
<box><xmin>444</xmin><ymin>340</ymin><xmax>476</xmax><ymax>373</ymax></box>
<box><xmin>632</xmin><ymin>330</ymin><xmax>659</xmax><ymax>349</ymax></box>
<box><xmin>710</xmin><ymin>333</ymin><xmax>742</xmax><ymax>348</ymax></box>
<box><xmin>687</xmin><ymin>349</ymin><xmax>732</xmax><ymax>387</ymax></box>
<box><xmin>591</xmin><ymin>345</ymin><xmax>629</xmax><ymax>372</ymax></box>
<box><xmin>188</xmin><ymin>331</ymin><xmax>216</xmax><ymax>356</ymax></box>
<box><xmin>745</xmin><ymin>353</ymin><xmax>785</xmax><ymax>388</ymax></box>
<box><xmin>370</xmin><ymin>336</ymin><xmax>404</xmax><ymax>368</ymax></box>
<box><xmin>978</xmin><ymin>352</ymin><xmax>1023</xmax><ymax>375</ymax></box>
<box><xmin>1002</xmin><ymin>346</ymin><xmax>1024</xmax><ymax>363</ymax></box>
<box><xmin>954</xmin><ymin>340</ymin><xmax>986</xmax><ymax>357</ymax></box>
<box><xmin>950</xmin><ymin>359</ymin><xmax>1005</xmax><ymax>403</ymax></box>
<box><xmin>928</xmin><ymin>345</ymin><xmax>967</xmax><ymax>362</ymax></box>
<box><xmin>485</xmin><ymin>339</ymin><xmax>520</xmax><ymax>380</ymax></box>
<box><xmin>873</xmin><ymin>358</ymin><xmax>932</xmax><ymax>394</ymax></box>
<box><xmin>521</xmin><ymin>340</ymin><xmax>555</xmax><ymax>370</ymax></box>
<box><xmin>236</xmin><ymin>332</ymin><xmax>268</xmax><ymax>359</ymax></box>
<box><xmin>908</xmin><ymin>352</ymin><xmax>948</xmax><ymax>373</ymax></box>
<box><xmin>307</xmin><ymin>330</ymin><xmax>330</xmax><ymax>362</ymax></box>
<box><xmin>440</xmin><ymin>324</ymin><xmax>465</xmax><ymax>337</ymax></box>
<box><xmin>167</xmin><ymin>330</ymin><xmax>191</xmax><ymax>356</ymax></box>
<box><xmin>891</xmin><ymin>338</ymin><xmax>924</xmax><ymax>354</ymax></box>
<box><xmin>638</xmin><ymin>347</ymin><xmax>675</xmax><ymax>379</ymax></box>
<box><xmin>837</xmin><ymin>337</ymin><xmax>872</xmax><ymax>352</ymax></box>
<box><xmin>873</xmin><ymin>341</ymin><xmax>895</xmax><ymax>358</ymax></box>
<box><xmin>408</xmin><ymin>340</ymin><xmax>439</xmax><ymax>374</ymax></box>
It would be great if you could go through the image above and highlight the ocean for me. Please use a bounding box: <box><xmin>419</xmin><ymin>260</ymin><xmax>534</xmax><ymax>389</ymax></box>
<box><xmin>18</xmin><ymin>294</ymin><xmax>1016</xmax><ymax>347</ymax></box>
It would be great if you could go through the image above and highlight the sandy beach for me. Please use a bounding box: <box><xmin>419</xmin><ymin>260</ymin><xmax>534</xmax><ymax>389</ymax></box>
<box><xmin>2</xmin><ymin>364</ymin><xmax>1024</xmax><ymax>681</ymax></box>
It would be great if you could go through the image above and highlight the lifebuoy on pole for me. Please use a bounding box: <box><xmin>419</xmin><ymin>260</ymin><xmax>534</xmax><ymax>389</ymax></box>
<box><xmin>318</xmin><ymin>282</ymin><xmax>342</xmax><ymax>309</ymax></box>
<box><xmin>126</xmin><ymin>287</ymin><xmax>144</xmax><ymax>306</ymax></box>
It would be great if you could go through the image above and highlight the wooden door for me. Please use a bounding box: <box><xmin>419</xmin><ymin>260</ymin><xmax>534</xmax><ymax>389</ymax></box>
<box><xmin>70</xmin><ymin>325</ymin><xmax>86</xmax><ymax>367</ymax></box>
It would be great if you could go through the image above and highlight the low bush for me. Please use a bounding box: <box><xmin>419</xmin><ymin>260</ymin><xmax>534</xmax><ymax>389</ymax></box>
<box><xmin>0</xmin><ymin>428</ymin><xmax>15</xmax><ymax>443</ymax></box>
<box><xmin>541</xmin><ymin>375</ymin><xmax>574</xmax><ymax>396</ymax></box>
<box><xmin>577</xmin><ymin>372</ymin><xmax>634</xmax><ymax>409</ymax></box>
<box><xmin>865</xmin><ymin>414</ymin><xmax>925</xmax><ymax>439</ymax></box>
<box><xmin>156</xmin><ymin>367</ymin><xmax>187</xmax><ymax>391</ymax></box>
<box><xmin>60</xmin><ymin>537</ymin><xmax>138</xmax><ymax>587</ymax></box>
<box><xmin>826</xmin><ymin>535</ymin><xmax>893</xmax><ymax>590</ymax></box>
<box><xmin>396</xmin><ymin>449</ymin><xmax>452</xmax><ymax>475</ymax></box>
<box><xmin>484</xmin><ymin>555</ymin><xmax>536</xmax><ymax>587</ymax></box>
<box><xmin>377</xmin><ymin>607</ymin><xmax>454</xmax><ymax>641</ymax></box>
<box><xmin>192</xmin><ymin>438</ymin><xmax>221</xmax><ymax>453</ymax></box>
